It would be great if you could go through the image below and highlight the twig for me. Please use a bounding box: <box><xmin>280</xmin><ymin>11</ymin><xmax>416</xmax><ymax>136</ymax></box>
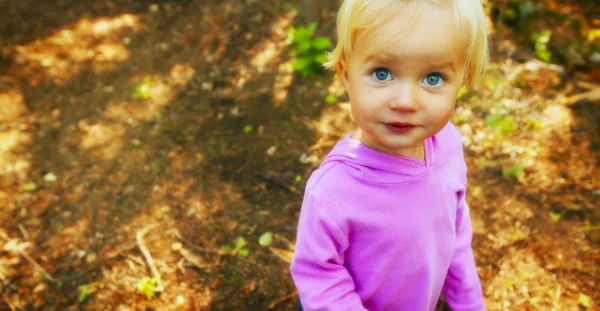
<box><xmin>0</xmin><ymin>278</ymin><xmax>15</xmax><ymax>296</ymax></box>
<box><xmin>171</xmin><ymin>229</ymin><xmax>211</xmax><ymax>254</ymax></box>
<box><xmin>2</xmin><ymin>294</ymin><xmax>17</xmax><ymax>311</ymax></box>
<box><xmin>179</xmin><ymin>248</ymin><xmax>216</xmax><ymax>269</ymax></box>
<box><xmin>269</xmin><ymin>247</ymin><xmax>294</xmax><ymax>264</ymax></box>
<box><xmin>55</xmin><ymin>243</ymin><xmax>138</xmax><ymax>282</ymax></box>
<box><xmin>0</xmin><ymin>231</ymin><xmax>55</xmax><ymax>282</ymax></box>
<box><xmin>565</xmin><ymin>81</ymin><xmax>600</xmax><ymax>105</ymax></box>
<box><xmin>268</xmin><ymin>290</ymin><xmax>298</xmax><ymax>309</ymax></box>
<box><xmin>126</xmin><ymin>254</ymin><xmax>146</xmax><ymax>266</ymax></box>
<box><xmin>275</xmin><ymin>234</ymin><xmax>296</xmax><ymax>251</ymax></box>
<box><xmin>256</xmin><ymin>173</ymin><xmax>302</xmax><ymax>195</ymax></box>
<box><xmin>17</xmin><ymin>225</ymin><xmax>29</xmax><ymax>242</ymax></box>
<box><xmin>136</xmin><ymin>227</ymin><xmax>164</xmax><ymax>292</ymax></box>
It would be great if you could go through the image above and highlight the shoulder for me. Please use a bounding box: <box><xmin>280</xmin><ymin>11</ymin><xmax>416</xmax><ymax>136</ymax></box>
<box><xmin>305</xmin><ymin>160</ymin><xmax>354</xmax><ymax>199</ymax></box>
<box><xmin>431</xmin><ymin>122</ymin><xmax>465</xmax><ymax>163</ymax></box>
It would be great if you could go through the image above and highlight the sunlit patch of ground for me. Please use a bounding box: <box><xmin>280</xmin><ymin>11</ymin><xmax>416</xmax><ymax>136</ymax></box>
<box><xmin>485</xmin><ymin>249</ymin><xmax>577</xmax><ymax>311</ymax></box>
<box><xmin>10</xmin><ymin>14</ymin><xmax>141</xmax><ymax>86</ymax></box>
<box><xmin>78</xmin><ymin>121</ymin><xmax>126</xmax><ymax>161</ymax></box>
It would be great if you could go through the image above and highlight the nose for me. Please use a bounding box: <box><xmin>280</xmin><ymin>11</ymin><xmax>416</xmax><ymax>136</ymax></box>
<box><xmin>389</xmin><ymin>81</ymin><xmax>419</xmax><ymax>112</ymax></box>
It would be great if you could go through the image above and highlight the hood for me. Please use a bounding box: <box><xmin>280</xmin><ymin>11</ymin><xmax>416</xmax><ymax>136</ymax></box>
<box><xmin>319</xmin><ymin>133</ymin><xmax>436</xmax><ymax>184</ymax></box>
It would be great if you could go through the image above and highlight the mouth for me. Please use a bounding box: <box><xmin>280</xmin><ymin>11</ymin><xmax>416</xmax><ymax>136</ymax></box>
<box><xmin>383</xmin><ymin>122</ymin><xmax>416</xmax><ymax>133</ymax></box>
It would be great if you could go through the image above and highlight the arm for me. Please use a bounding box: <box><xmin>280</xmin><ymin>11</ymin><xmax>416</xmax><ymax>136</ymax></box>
<box><xmin>442</xmin><ymin>161</ymin><xmax>486</xmax><ymax>311</ymax></box>
<box><xmin>290</xmin><ymin>191</ymin><xmax>367</xmax><ymax>311</ymax></box>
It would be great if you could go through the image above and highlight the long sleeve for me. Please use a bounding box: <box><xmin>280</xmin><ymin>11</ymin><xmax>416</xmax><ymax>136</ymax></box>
<box><xmin>290</xmin><ymin>191</ymin><xmax>367</xmax><ymax>311</ymax></box>
<box><xmin>442</xmin><ymin>160</ymin><xmax>486</xmax><ymax>310</ymax></box>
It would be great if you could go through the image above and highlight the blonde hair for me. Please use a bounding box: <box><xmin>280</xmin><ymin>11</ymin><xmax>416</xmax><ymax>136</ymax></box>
<box><xmin>324</xmin><ymin>0</ymin><xmax>489</xmax><ymax>87</ymax></box>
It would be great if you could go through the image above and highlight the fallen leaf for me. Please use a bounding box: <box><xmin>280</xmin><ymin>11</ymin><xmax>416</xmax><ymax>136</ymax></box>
<box><xmin>269</xmin><ymin>247</ymin><xmax>294</xmax><ymax>264</ymax></box>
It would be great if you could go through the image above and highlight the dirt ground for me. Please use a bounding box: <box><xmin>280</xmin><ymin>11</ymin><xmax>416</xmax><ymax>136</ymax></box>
<box><xmin>0</xmin><ymin>0</ymin><xmax>598</xmax><ymax>310</ymax></box>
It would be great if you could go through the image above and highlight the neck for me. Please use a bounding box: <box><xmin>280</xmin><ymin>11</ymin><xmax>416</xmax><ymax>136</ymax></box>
<box><xmin>352</xmin><ymin>129</ymin><xmax>425</xmax><ymax>160</ymax></box>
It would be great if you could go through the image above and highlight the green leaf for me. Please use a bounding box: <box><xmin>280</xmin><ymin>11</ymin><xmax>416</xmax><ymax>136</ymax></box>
<box><xmin>258</xmin><ymin>232</ymin><xmax>273</xmax><ymax>247</ymax></box>
<box><xmin>239</xmin><ymin>248</ymin><xmax>249</xmax><ymax>257</ymax></box>
<box><xmin>296</xmin><ymin>41</ymin><xmax>312</xmax><ymax>54</ymax></box>
<box><xmin>312</xmin><ymin>37</ymin><xmax>331</xmax><ymax>50</ymax></box>
<box><xmin>452</xmin><ymin>114</ymin><xmax>470</xmax><ymax>124</ymax></box>
<box><xmin>78</xmin><ymin>285</ymin><xmax>90</xmax><ymax>303</ymax></box>
<box><xmin>485</xmin><ymin>114</ymin><xmax>515</xmax><ymax>135</ymax></box>
<box><xmin>133</xmin><ymin>76</ymin><xmax>152</xmax><ymax>99</ymax></box>
<box><xmin>234</xmin><ymin>237</ymin><xmax>246</xmax><ymax>251</ymax></box>
<box><xmin>579</xmin><ymin>293</ymin><xmax>591</xmax><ymax>308</ymax></box>
<box><xmin>137</xmin><ymin>277</ymin><xmax>159</xmax><ymax>299</ymax></box>
<box><xmin>532</xmin><ymin>30</ymin><xmax>552</xmax><ymax>63</ymax></box>
<box><xmin>293</xmin><ymin>57</ymin><xmax>312</xmax><ymax>72</ymax></box>
<box><xmin>484</xmin><ymin>114</ymin><xmax>503</xmax><ymax>126</ymax></box>
<box><xmin>23</xmin><ymin>183</ymin><xmax>38</xmax><ymax>192</ymax></box>
<box><xmin>306</xmin><ymin>22</ymin><xmax>318</xmax><ymax>37</ymax></box>
<box><xmin>531</xmin><ymin>29</ymin><xmax>551</xmax><ymax>45</ymax></box>
<box><xmin>314</xmin><ymin>53</ymin><xmax>328</xmax><ymax>65</ymax></box>
<box><xmin>535</xmin><ymin>48</ymin><xmax>552</xmax><ymax>63</ymax></box>
<box><xmin>243</xmin><ymin>125</ymin><xmax>253</xmax><ymax>133</ymax></box>
<box><xmin>295</xmin><ymin>175</ymin><xmax>302</xmax><ymax>183</ymax></box>
<box><xmin>502</xmin><ymin>164</ymin><xmax>525</xmax><ymax>179</ymax></box>
<box><xmin>326</xmin><ymin>95</ymin><xmax>337</xmax><ymax>105</ymax></box>
<box><xmin>550</xmin><ymin>212</ymin><xmax>561</xmax><ymax>222</ymax></box>
<box><xmin>456</xmin><ymin>86</ymin><xmax>469</xmax><ymax>100</ymax></box>
<box><xmin>220</xmin><ymin>246</ymin><xmax>232</xmax><ymax>253</ymax></box>
<box><xmin>526</xmin><ymin>119</ymin><xmax>544</xmax><ymax>130</ymax></box>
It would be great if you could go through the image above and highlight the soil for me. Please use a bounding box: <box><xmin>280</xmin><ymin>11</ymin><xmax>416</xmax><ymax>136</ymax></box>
<box><xmin>0</xmin><ymin>0</ymin><xmax>598</xmax><ymax>310</ymax></box>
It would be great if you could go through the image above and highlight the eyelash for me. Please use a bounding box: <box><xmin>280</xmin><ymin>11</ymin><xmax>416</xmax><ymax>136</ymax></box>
<box><xmin>369</xmin><ymin>68</ymin><xmax>447</xmax><ymax>87</ymax></box>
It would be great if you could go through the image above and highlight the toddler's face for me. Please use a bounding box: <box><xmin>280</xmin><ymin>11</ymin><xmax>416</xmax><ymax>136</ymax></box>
<box><xmin>341</xmin><ymin>4</ymin><xmax>467</xmax><ymax>159</ymax></box>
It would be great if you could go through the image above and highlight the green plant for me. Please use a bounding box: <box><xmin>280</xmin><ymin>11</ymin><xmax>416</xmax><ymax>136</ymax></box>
<box><xmin>485</xmin><ymin>113</ymin><xmax>516</xmax><ymax>139</ymax></box>
<box><xmin>549</xmin><ymin>212</ymin><xmax>561</xmax><ymax>222</ymax></box>
<box><xmin>502</xmin><ymin>164</ymin><xmax>525</xmax><ymax>180</ymax></box>
<box><xmin>579</xmin><ymin>293</ymin><xmax>591</xmax><ymax>308</ymax></box>
<box><xmin>531</xmin><ymin>29</ymin><xmax>552</xmax><ymax>63</ymax></box>
<box><xmin>258</xmin><ymin>232</ymin><xmax>273</xmax><ymax>247</ymax></box>
<box><xmin>133</xmin><ymin>76</ymin><xmax>152</xmax><ymax>99</ymax></box>
<box><xmin>78</xmin><ymin>284</ymin><xmax>91</xmax><ymax>303</ymax></box>
<box><xmin>137</xmin><ymin>276</ymin><xmax>160</xmax><ymax>299</ymax></box>
<box><xmin>220</xmin><ymin>236</ymin><xmax>250</xmax><ymax>258</ymax></box>
<box><xmin>497</xmin><ymin>0</ymin><xmax>540</xmax><ymax>31</ymax></box>
<box><xmin>289</xmin><ymin>22</ymin><xmax>331</xmax><ymax>77</ymax></box>
<box><xmin>326</xmin><ymin>94</ymin><xmax>337</xmax><ymax>105</ymax></box>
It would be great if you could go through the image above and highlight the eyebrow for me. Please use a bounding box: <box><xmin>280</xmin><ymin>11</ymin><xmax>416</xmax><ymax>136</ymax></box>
<box><xmin>364</xmin><ymin>52</ymin><xmax>457</xmax><ymax>72</ymax></box>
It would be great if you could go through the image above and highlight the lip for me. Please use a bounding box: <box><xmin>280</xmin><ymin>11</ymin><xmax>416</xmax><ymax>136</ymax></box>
<box><xmin>383</xmin><ymin>122</ymin><xmax>417</xmax><ymax>134</ymax></box>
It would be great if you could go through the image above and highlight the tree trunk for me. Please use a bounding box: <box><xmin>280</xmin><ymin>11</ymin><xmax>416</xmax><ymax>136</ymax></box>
<box><xmin>302</xmin><ymin>0</ymin><xmax>320</xmax><ymax>24</ymax></box>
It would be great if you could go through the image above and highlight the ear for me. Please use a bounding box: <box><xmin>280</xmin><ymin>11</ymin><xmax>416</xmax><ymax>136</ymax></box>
<box><xmin>338</xmin><ymin>58</ymin><xmax>350</xmax><ymax>92</ymax></box>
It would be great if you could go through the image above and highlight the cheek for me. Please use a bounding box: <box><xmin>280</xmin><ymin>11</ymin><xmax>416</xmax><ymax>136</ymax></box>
<box><xmin>425</xmin><ymin>98</ymin><xmax>455</xmax><ymax>124</ymax></box>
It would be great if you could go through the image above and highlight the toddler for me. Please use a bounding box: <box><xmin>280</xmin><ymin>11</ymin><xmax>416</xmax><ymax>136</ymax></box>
<box><xmin>290</xmin><ymin>0</ymin><xmax>489</xmax><ymax>310</ymax></box>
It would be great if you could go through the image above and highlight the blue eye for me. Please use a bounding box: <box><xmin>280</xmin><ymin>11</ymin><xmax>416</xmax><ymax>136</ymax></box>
<box><xmin>423</xmin><ymin>73</ymin><xmax>445</xmax><ymax>87</ymax></box>
<box><xmin>371</xmin><ymin>68</ymin><xmax>393</xmax><ymax>81</ymax></box>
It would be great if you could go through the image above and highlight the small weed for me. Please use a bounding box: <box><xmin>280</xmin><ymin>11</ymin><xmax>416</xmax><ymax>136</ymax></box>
<box><xmin>220</xmin><ymin>236</ymin><xmax>250</xmax><ymax>258</ymax></box>
<box><xmin>289</xmin><ymin>22</ymin><xmax>331</xmax><ymax>77</ymax></box>
<box><xmin>78</xmin><ymin>284</ymin><xmax>91</xmax><ymax>303</ymax></box>
<box><xmin>258</xmin><ymin>232</ymin><xmax>273</xmax><ymax>247</ymax></box>
<box><xmin>531</xmin><ymin>30</ymin><xmax>552</xmax><ymax>63</ymax></box>
<box><xmin>326</xmin><ymin>94</ymin><xmax>337</xmax><ymax>105</ymax></box>
<box><xmin>485</xmin><ymin>113</ymin><xmax>516</xmax><ymax>139</ymax></box>
<box><xmin>502</xmin><ymin>164</ymin><xmax>525</xmax><ymax>180</ymax></box>
<box><xmin>133</xmin><ymin>76</ymin><xmax>152</xmax><ymax>99</ymax></box>
<box><xmin>137</xmin><ymin>276</ymin><xmax>160</xmax><ymax>299</ymax></box>
<box><xmin>579</xmin><ymin>293</ymin><xmax>591</xmax><ymax>308</ymax></box>
<box><xmin>549</xmin><ymin>212</ymin><xmax>561</xmax><ymax>222</ymax></box>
